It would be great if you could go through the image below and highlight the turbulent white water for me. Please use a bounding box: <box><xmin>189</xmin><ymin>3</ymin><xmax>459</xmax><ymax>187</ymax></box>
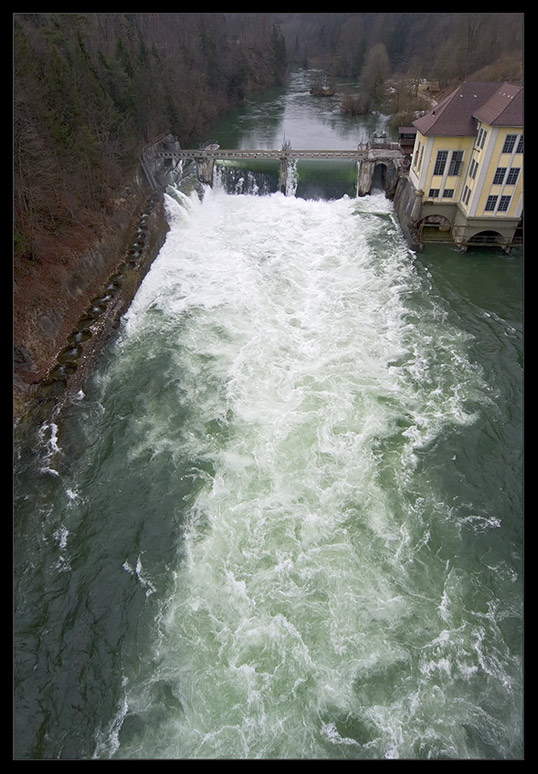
<box><xmin>86</xmin><ymin>186</ymin><xmax>520</xmax><ymax>759</ymax></box>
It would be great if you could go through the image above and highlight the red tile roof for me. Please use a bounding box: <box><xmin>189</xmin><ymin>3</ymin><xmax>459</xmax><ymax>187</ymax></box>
<box><xmin>473</xmin><ymin>83</ymin><xmax>523</xmax><ymax>127</ymax></box>
<box><xmin>413</xmin><ymin>81</ymin><xmax>523</xmax><ymax>137</ymax></box>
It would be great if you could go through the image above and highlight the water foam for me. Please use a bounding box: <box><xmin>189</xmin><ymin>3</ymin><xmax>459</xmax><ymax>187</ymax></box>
<box><xmin>96</xmin><ymin>189</ymin><xmax>520</xmax><ymax>759</ymax></box>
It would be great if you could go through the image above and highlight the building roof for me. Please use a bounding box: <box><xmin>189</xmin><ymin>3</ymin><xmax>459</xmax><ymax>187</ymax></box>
<box><xmin>413</xmin><ymin>81</ymin><xmax>523</xmax><ymax>137</ymax></box>
<box><xmin>472</xmin><ymin>83</ymin><xmax>523</xmax><ymax>127</ymax></box>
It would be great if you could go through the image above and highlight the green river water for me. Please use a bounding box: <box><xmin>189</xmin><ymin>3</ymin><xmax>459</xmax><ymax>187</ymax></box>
<box><xmin>13</xmin><ymin>70</ymin><xmax>523</xmax><ymax>759</ymax></box>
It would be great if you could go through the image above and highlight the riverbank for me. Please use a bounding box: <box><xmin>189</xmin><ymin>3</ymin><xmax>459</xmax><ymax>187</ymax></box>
<box><xmin>14</xmin><ymin>66</ymin><xmax>523</xmax><ymax>761</ymax></box>
<box><xmin>13</xmin><ymin>180</ymin><xmax>169</xmax><ymax>433</ymax></box>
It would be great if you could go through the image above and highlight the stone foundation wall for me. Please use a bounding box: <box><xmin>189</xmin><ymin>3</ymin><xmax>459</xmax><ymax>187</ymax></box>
<box><xmin>14</xmin><ymin>180</ymin><xmax>170</xmax><ymax>430</ymax></box>
<box><xmin>393</xmin><ymin>175</ymin><xmax>422</xmax><ymax>251</ymax></box>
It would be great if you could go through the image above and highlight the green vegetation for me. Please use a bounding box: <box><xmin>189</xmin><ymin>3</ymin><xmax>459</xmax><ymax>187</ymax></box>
<box><xmin>13</xmin><ymin>12</ymin><xmax>523</xmax><ymax>422</ymax></box>
<box><xmin>14</xmin><ymin>12</ymin><xmax>523</xmax><ymax>266</ymax></box>
<box><xmin>14</xmin><ymin>12</ymin><xmax>287</xmax><ymax>265</ymax></box>
<box><xmin>285</xmin><ymin>13</ymin><xmax>523</xmax><ymax>130</ymax></box>
<box><xmin>280</xmin><ymin>12</ymin><xmax>523</xmax><ymax>84</ymax></box>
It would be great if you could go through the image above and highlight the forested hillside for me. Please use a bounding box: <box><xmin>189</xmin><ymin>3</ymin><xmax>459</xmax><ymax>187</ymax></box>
<box><xmin>13</xmin><ymin>12</ymin><xmax>523</xmax><ymax>422</ymax></box>
<box><xmin>14</xmin><ymin>11</ymin><xmax>524</xmax><ymax>269</ymax></box>
<box><xmin>278</xmin><ymin>12</ymin><xmax>523</xmax><ymax>83</ymax></box>
<box><xmin>14</xmin><ymin>12</ymin><xmax>523</xmax><ymax>267</ymax></box>
<box><xmin>14</xmin><ymin>12</ymin><xmax>286</xmax><ymax>266</ymax></box>
<box><xmin>13</xmin><ymin>12</ymin><xmax>287</xmax><ymax>420</ymax></box>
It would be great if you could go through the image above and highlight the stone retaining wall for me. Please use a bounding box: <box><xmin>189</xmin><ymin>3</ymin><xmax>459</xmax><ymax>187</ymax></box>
<box><xmin>14</xmin><ymin>189</ymin><xmax>169</xmax><ymax>433</ymax></box>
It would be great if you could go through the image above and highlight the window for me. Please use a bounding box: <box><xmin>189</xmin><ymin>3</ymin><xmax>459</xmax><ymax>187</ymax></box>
<box><xmin>493</xmin><ymin>167</ymin><xmax>506</xmax><ymax>185</ymax></box>
<box><xmin>433</xmin><ymin>150</ymin><xmax>448</xmax><ymax>176</ymax></box>
<box><xmin>418</xmin><ymin>145</ymin><xmax>424</xmax><ymax>172</ymax></box>
<box><xmin>428</xmin><ymin>189</ymin><xmax>440</xmax><ymax>198</ymax></box>
<box><xmin>516</xmin><ymin>136</ymin><xmax>523</xmax><ymax>153</ymax></box>
<box><xmin>469</xmin><ymin>159</ymin><xmax>478</xmax><ymax>179</ymax></box>
<box><xmin>485</xmin><ymin>196</ymin><xmax>497</xmax><ymax>211</ymax></box>
<box><xmin>506</xmin><ymin>168</ymin><xmax>520</xmax><ymax>185</ymax></box>
<box><xmin>480</xmin><ymin>129</ymin><xmax>487</xmax><ymax>149</ymax></box>
<box><xmin>442</xmin><ymin>189</ymin><xmax>454</xmax><ymax>198</ymax></box>
<box><xmin>502</xmin><ymin>134</ymin><xmax>517</xmax><ymax>153</ymax></box>
<box><xmin>463</xmin><ymin>186</ymin><xmax>471</xmax><ymax>205</ymax></box>
<box><xmin>498</xmin><ymin>196</ymin><xmax>511</xmax><ymax>212</ymax></box>
<box><xmin>476</xmin><ymin>128</ymin><xmax>483</xmax><ymax>148</ymax></box>
<box><xmin>448</xmin><ymin>150</ymin><xmax>464</xmax><ymax>176</ymax></box>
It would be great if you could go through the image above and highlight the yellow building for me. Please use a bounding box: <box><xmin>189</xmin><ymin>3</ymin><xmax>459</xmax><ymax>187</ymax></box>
<box><xmin>408</xmin><ymin>81</ymin><xmax>523</xmax><ymax>250</ymax></box>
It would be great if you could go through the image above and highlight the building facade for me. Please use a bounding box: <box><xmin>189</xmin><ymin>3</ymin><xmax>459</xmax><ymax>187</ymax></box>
<box><xmin>404</xmin><ymin>81</ymin><xmax>523</xmax><ymax>251</ymax></box>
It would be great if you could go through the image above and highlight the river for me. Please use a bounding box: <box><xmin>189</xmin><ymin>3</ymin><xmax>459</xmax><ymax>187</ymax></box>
<box><xmin>13</xmin><ymin>70</ymin><xmax>523</xmax><ymax>759</ymax></box>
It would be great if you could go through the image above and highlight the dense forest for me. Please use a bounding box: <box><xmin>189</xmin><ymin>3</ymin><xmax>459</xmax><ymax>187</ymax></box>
<box><xmin>14</xmin><ymin>12</ymin><xmax>523</xmax><ymax>264</ymax></box>
<box><xmin>14</xmin><ymin>11</ymin><xmax>524</xmax><ymax>267</ymax></box>
<box><xmin>14</xmin><ymin>12</ymin><xmax>287</xmax><ymax>265</ymax></box>
<box><xmin>13</xmin><ymin>12</ymin><xmax>288</xmax><ymax>419</ymax></box>
<box><xmin>279</xmin><ymin>12</ymin><xmax>523</xmax><ymax>82</ymax></box>
<box><xmin>13</xmin><ymin>12</ymin><xmax>523</xmax><ymax>420</ymax></box>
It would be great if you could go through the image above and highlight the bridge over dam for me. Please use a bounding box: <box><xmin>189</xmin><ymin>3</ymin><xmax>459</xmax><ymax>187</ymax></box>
<box><xmin>147</xmin><ymin>140</ymin><xmax>408</xmax><ymax>197</ymax></box>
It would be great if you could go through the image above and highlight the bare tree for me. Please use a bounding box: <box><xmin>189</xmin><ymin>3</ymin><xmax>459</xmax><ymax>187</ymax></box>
<box><xmin>359</xmin><ymin>42</ymin><xmax>391</xmax><ymax>110</ymax></box>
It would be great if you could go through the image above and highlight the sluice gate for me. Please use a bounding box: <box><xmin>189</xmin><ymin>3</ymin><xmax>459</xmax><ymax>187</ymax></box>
<box><xmin>147</xmin><ymin>138</ymin><xmax>407</xmax><ymax>196</ymax></box>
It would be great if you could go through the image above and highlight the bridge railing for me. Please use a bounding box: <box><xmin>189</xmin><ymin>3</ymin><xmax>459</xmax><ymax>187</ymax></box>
<box><xmin>370</xmin><ymin>140</ymin><xmax>401</xmax><ymax>150</ymax></box>
<box><xmin>154</xmin><ymin>148</ymin><xmax>405</xmax><ymax>162</ymax></box>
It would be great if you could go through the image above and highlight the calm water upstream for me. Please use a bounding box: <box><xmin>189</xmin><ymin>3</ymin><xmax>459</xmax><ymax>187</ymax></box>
<box><xmin>13</xmin><ymin>70</ymin><xmax>523</xmax><ymax>759</ymax></box>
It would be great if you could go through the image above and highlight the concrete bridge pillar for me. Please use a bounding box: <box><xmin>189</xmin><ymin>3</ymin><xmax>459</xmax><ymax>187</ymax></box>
<box><xmin>279</xmin><ymin>157</ymin><xmax>288</xmax><ymax>194</ymax></box>
<box><xmin>196</xmin><ymin>156</ymin><xmax>215</xmax><ymax>186</ymax></box>
<box><xmin>357</xmin><ymin>159</ymin><xmax>375</xmax><ymax>196</ymax></box>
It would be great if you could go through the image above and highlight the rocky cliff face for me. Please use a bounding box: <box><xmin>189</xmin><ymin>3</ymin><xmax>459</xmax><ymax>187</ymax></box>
<box><xmin>13</xmin><ymin>171</ymin><xmax>170</xmax><ymax>429</ymax></box>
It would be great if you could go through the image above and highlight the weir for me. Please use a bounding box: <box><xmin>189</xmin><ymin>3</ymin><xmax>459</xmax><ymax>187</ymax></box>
<box><xmin>14</xmin><ymin>66</ymin><xmax>522</xmax><ymax>761</ymax></box>
<box><xmin>145</xmin><ymin>136</ymin><xmax>407</xmax><ymax>198</ymax></box>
